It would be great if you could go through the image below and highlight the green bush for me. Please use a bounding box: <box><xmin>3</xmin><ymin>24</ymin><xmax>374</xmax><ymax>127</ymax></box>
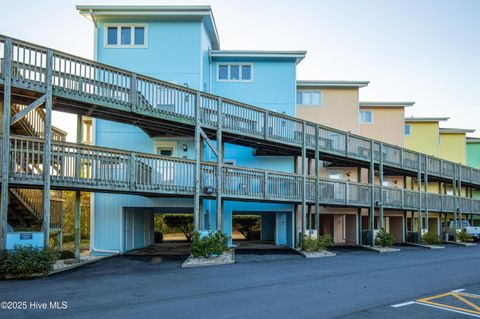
<box><xmin>232</xmin><ymin>215</ymin><xmax>260</xmax><ymax>240</ymax></box>
<box><xmin>457</xmin><ymin>229</ymin><xmax>473</xmax><ymax>243</ymax></box>
<box><xmin>154</xmin><ymin>231</ymin><xmax>163</xmax><ymax>243</ymax></box>
<box><xmin>190</xmin><ymin>231</ymin><xmax>230</xmax><ymax>258</ymax></box>
<box><xmin>58</xmin><ymin>250</ymin><xmax>75</xmax><ymax>260</ymax></box>
<box><xmin>421</xmin><ymin>231</ymin><xmax>441</xmax><ymax>245</ymax></box>
<box><xmin>163</xmin><ymin>214</ymin><xmax>194</xmax><ymax>241</ymax></box>
<box><xmin>300</xmin><ymin>234</ymin><xmax>333</xmax><ymax>252</ymax></box>
<box><xmin>0</xmin><ymin>246</ymin><xmax>58</xmax><ymax>277</ymax></box>
<box><xmin>375</xmin><ymin>227</ymin><xmax>395</xmax><ymax>247</ymax></box>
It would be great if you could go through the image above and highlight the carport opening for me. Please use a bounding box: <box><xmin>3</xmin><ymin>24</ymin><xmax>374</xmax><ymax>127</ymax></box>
<box><xmin>154</xmin><ymin>213</ymin><xmax>194</xmax><ymax>243</ymax></box>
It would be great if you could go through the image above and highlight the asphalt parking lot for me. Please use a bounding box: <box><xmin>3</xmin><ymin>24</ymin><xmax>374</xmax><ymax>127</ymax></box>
<box><xmin>1</xmin><ymin>243</ymin><xmax>480</xmax><ymax>319</ymax></box>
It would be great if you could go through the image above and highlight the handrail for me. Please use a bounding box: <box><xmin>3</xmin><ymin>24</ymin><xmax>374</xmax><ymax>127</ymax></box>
<box><xmin>1</xmin><ymin>34</ymin><xmax>480</xmax><ymax>186</ymax></box>
<box><xmin>3</xmin><ymin>134</ymin><xmax>480</xmax><ymax>213</ymax></box>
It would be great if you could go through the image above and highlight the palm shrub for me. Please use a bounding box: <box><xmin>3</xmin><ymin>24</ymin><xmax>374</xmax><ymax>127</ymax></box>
<box><xmin>421</xmin><ymin>231</ymin><xmax>441</xmax><ymax>245</ymax></box>
<box><xmin>375</xmin><ymin>227</ymin><xmax>395</xmax><ymax>247</ymax></box>
<box><xmin>190</xmin><ymin>231</ymin><xmax>230</xmax><ymax>258</ymax></box>
<box><xmin>0</xmin><ymin>246</ymin><xmax>58</xmax><ymax>277</ymax></box>
<box><xmin>457</xmin><ymin>229</ymin><xmax>473</xmax><ymax>243</ymax></box>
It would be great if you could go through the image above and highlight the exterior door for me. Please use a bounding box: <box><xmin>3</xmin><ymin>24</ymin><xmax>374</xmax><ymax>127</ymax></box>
<box><xmin>125</xmin><ymin>209</ymin><xmax>134</xmax><ymax>251</ymax></box>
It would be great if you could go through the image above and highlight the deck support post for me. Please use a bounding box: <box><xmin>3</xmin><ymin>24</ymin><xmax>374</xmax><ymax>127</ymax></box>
<box><xmin>301</xmin><ymin>121</ymin><xmax>307</xmax><ymax>241</ymax></box>
<box><xmin>0</xmin><ymin>38</ymin><xmax>12</xmax><ymax>250</ymax></box>
<box><xmin>194</xmin><ymin>92</ymin><xmax>201</xmax><ymax>232</ymax></box>
<box><xmin>453</xmin><ymin>165</ymin><xmax>458</xmax><ymax>241</ymax></box>
<box><xmin>74</xmin><ymin>115</ymin><xmax>83</xmax><ymax>260</ymax></box>
<box><xmin>315</xmin><ymin>125</ymin><xmax>320</xmax><ymax>234</ymax></box>
<box><xmin>369</xmin><ymin>140</ymin><xmax>375</xmax><ymax>246</ymax></box>
<box><xmin>424</xmin><ymin>155</ymin><xmax>429</xmax><ymax>232</ymax></box>
<box><xmin>459</xmin><ymin>165</ymin><xmax>463</xmax><ymax>226</ymax></box>
<box><xmin>42</xmin><ymin>49</ymin><xmax>54</xmax><ymax>249</ymax></box>
<box><xmin>379</xmin><ymin>143</ymin><xmax>384</xmax><ymax>228</ymax></box>
<box><xmin>417</xmin><ymin>153</ymin><xmax>422</xmax><ymax>243</ymax></box>
<box><xmin>216</xmin><ymin>97</ymin><xmax>223</xmax><ymax>232</ymax></box>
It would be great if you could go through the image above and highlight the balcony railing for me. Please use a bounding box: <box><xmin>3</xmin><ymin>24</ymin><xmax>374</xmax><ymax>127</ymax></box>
<box><xmin>1</xmin><ymin>35</ymin><xmax>480</xmax><ymax>187</ymax></box>
<box><xmin>2</xmin><ymin>135</ymin><xmax>480</xmax><ymax>214</ymax></box>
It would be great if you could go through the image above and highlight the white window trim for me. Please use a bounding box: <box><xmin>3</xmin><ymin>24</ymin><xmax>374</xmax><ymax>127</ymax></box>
<box><xmin>216</xmin><ymin>63</ymin><xmax>254</xmax><ymax>82</ymax></box>
<box><xmin>404</xmin><ymin>124</ymin><xmax>412</xmax><ymax>136</ymax></box>
<box><xmin>104</xmin><ymin>23</ymin><xmax>148</xmax><ymax>48</ymax></box>
<box><xmin>296</xmin><ymin>90</ymin><xmax>323</xmax><ymax>107</ymax></box>
<box><xmin>154</xmin><ymin>140</ymin><xmax>177</xmax><ymax>156</ymax></box>
<box><xmin>359</xmin><ymin>110</ymin><xmax>374</xmax><ymax>124</ymax></box>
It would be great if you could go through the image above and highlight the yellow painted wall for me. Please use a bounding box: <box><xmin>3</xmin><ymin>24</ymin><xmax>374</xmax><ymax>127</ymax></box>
<box><xmin>404</xmin><ymin>122</ymin><xmax>439</xmax><ymax>157</ymax></box>
<box><xmin>360</xmin><ymin>107</ymin><xmax>405</xmax><ymax>147</ymax></box>
<box><xmin>296</xmin><ymin>87</ymin><xmax>360</xmax><ymax>133</ymax></box>
<box><xmin>440</xmin><ymin>133</ymin><xmax>467</xmax><ymax>164</ymax></box>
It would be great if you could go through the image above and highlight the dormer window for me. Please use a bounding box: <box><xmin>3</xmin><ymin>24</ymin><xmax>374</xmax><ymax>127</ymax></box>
<box><xmin>105</xmin><ymin>24</ymin><xmax>147</xmax><ymax>48</ymax></box>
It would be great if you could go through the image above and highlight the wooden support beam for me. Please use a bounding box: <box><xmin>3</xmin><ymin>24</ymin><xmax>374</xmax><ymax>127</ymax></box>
<box><xmin>194</xmin><ymin>92</ymin><xmax>201</xmax><ymax>232</ymax></box>
<box><xmin>301</xmin><ymin>121</ymin><xmax>307</xmax><ymax>241</ymax></box>
<box><xmin>0</xmin><ymin>38</ymin><xmax>13</xmax><ymax>249</ymax></box>
<box><xmin>369</xmin><ymin>140</ymin><xmax>374</xmax><ymax>246</ymax></box>
<box><xmin>42</xmin><ymin>49</ymin><xmax>54</xmax><ymax>249</ymax></box>
<box><xmin>417</xmin><ymin>153</ymin><xmax>422</xmax><ymax>243</ymax></box>
<box><xmin>315</xmin><ymin>125</ymin><xmax>320</xmax><ymax>234</ymax></box>
<box><xmin>216</xmin><ymin>97</ymin><xmax>223</xmax><ymax>232</ymax></box>
<box><xmin>379</xmin><ymin>143</ymin><xmax>384</xmax><ymax>228</ymax></box>
<box><xmin>424</xmin><ymin>155</ymin><xmax>429</xmax><ymax>231</ymax></box>
<box><xmin>199</xmin><ymin>128</ymin><xmax>219</xmax><ymax>158</ymax></box>
<box><xmin>453</xmin><ymin>165</ymin><xmax>458</xmax><ymax>241</ymax></box>
<box><xmin>74</xmin><ymin>115</ymin><xmax>82</xmax><ymax>260</ymax></box>
<box><xmin>10</xmin><ymin>94</ymin><xmax>46</xmax><ymax>125</ymax></box>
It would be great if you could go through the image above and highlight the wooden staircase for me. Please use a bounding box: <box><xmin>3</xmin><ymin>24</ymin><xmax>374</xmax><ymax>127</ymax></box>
<box><xmin>8</xmin><ymin>102</ymin><xmax>66</xmax><ymax>231</ymax></box>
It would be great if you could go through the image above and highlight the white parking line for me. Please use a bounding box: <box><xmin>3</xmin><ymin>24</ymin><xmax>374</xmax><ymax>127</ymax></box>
<box><xmin>452</xmin><ymin>289</ymin><xmax>467</xmax><ymax>293</ymax></box>
<box><xmin>391</xmin><ymin>301</ymin><xmax>416</xmax><ymax>308</ymax></box>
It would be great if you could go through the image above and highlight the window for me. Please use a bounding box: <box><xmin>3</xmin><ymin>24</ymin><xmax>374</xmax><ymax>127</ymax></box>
<box><xmin>328</xmin><ymin>171</ymin><xmax>343</xmax><ymax>180</ymax></box>
<box><xmin>296</xmin><ymin>91</ymin><xmax>322</xmax><ymax>106</ymax></box>
<box><xmin>359</xmin><ymin>110</ymin><xmax>373</xmax><ymax>124</ymax></box>
<box><xmin>105</xmin><ymin>25</ymin><xmax>147</xmax><ymax>47</ymax></box>
<box><xmin>156</xmin><ymin>147</ymin><xmax>174</xmax><ymax>157</ymax></box>
<box><xmin>217</xmin><ymin>64</ymin><xmax>253</xmax><ymax>82</ymax></box>
<box><xmin>404</xmin><ymin>124</ymin><xmax>411</xmax><ymax>136</ymax></box>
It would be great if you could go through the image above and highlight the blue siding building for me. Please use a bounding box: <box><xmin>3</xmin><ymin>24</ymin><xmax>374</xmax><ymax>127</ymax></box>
<box><xmin>78</xmin><ymin>5</ymin><xmax>306</xmax><ymax>253</ymax></box>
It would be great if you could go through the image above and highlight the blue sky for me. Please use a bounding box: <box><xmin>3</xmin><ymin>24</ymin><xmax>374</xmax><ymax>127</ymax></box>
<box><xmin>1</xmin><ymin>0</ymin><xmax>479</xmax><ymax>139</ymax></box>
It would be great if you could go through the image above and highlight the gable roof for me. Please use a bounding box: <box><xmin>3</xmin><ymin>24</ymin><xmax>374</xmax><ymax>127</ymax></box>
<box><xmin>76</xmin><ymin>5</ymin><xmax>220</xmax><ymax>49</ymax></box>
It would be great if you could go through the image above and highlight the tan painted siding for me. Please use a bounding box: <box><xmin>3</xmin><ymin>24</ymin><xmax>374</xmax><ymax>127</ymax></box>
<box><xmin>359</xmin><ymin>107</ymin><xmax>405</xmax><ymax>147</ymax></box>
<box><xmin>296</xmin><ymin>87</ymin><xmax>359</xmax><ymax>133</ymax></box>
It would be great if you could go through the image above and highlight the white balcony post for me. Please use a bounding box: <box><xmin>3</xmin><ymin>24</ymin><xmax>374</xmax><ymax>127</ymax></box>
<box><xmin>417</xmin><ymin>153</ymin><xmax>422</xmax><ymax>243</ymax></box>
<box><xmin>194</xmin><ymin>92</ymin><xmax>201</xmax><ymax>232</ymax></box>
<box><xmin>379</xmin><ymin>143</ymin><xmax>384</xmax><ymax>228</ymax></box>
<box><xmin>315</xmin><ymin>125</ymin><xmax>320</xmax><ymax>233</ymax></box>
<box><xmin>301</xmin><ymin>121</ymin><xmax>307</xmax><ymax>240</ymax></box>
<box><xmin>424</xmin><ymin>155</ymin><xmax>429</xmax><ymax>232</ymax></box>
<box><xmin>74</xmin><ymin>115</ymin><xmax>83</xmax><ymax>260</ymax></box>
<box><xmin>369</xmin><ymin>139</ymin><xmax>375</xmax><ymax>246</ymax></box>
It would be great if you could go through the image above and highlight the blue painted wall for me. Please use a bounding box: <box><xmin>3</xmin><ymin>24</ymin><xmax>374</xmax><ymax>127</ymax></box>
<box><xmin>92</xmin><ymin>15</ymin><xmax>298</xmax><ymax>251</ymax></box>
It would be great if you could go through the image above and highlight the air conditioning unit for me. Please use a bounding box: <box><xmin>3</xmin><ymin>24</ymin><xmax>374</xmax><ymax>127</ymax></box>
<box><xmin>305</xmin><ymin>229</ymin><xmax>317</xmax><ymax>239</ymax></box>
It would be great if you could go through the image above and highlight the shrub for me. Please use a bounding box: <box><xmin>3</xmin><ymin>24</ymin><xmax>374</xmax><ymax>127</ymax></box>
<box><xmin>421</xmin><ymin>231</ymin><xmax>441</xmax><ymax>245</ymax></box>
<box><xmin>163</xmin><ymin>214</ymin><xmax>194</xmax><ymax>241</ymax></box>
<box><xmin>232</xmin><ymin>215</ymin><xmax>260</xmax><ymax>240</ymax></box>
<box><xmin>190</xmin><ymin>231</ymin><xmax>230</xmax><ymax>258</ymax></box>
<box><xmin>457</xmin><ymin>229</ymin><xmax>473</xmax><ymax>243</ymax></box>
<box><xmin>0</xmin><ymin>246</ymin><xmax>58</xmax><ymax>277</ymax></box>
<box><xmin>375</xmin><ymin>227</ymin><xmax>395</xmax><ymax>247</ymax></box>
<box><xmin>318</xmin><ymin>234</ymin><xmax>333</xmax><ymax>250</ymax></box>
<box><xmin>300</xmin><ymin>234</ymin><xmax>333</xmax><ymax>252</ymax></box>
<box><xmin>154</xmin><ymin>231</ymin><xmax>164</xmax><ymax>243</ymax></box>
<box><xmin>58</xmin><ymin>250</ymin><xmax>75</xmax><ymax>260</ymax></box>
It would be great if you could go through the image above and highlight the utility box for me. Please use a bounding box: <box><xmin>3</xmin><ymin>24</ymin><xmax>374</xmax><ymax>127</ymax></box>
<box><xmin>6</xmin><ymin>232</ymin><xmax>44</xmax><ymax>250</ymax></box>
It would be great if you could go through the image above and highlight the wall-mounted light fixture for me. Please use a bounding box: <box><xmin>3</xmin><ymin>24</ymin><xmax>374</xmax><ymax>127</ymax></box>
<box><xmin>182</xmin><ymin>144</ymin><xmax>188</xmax><ymax>152</ymax></box>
